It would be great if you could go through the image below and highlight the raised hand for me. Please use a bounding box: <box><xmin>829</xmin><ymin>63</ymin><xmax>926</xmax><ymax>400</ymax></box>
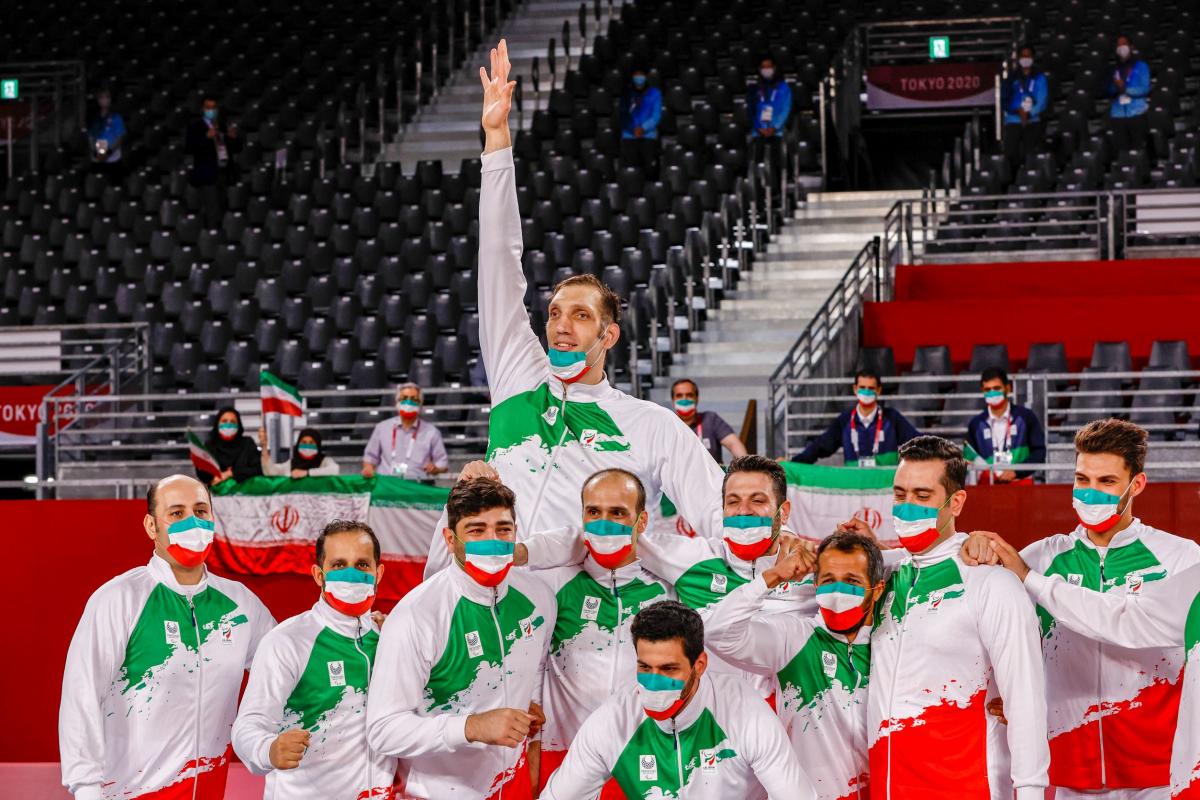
<box><xmin>960</xmin><ymin>531</ymin><xmax>1001</xmax><ymax>566</ymax></box>
<box><xmin>982</xmin><ymin>531</ymin><xmax>1030</xmax><ymax>582</ymax></box>
<box><xmin>480</xmin><ymin>39</ymin><xmax>516</xmax><ymax>153</ymax></box>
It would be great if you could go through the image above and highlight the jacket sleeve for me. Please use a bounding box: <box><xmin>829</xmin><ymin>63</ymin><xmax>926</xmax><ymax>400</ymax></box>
<box><xmin>232</xmin><ymin>630</ymin><xmax>298</xmax><ymax>775</ymax></box>
<box><xmin>652</xmin><ymin>412</ymin><xmax>726</xmax><ymax>540</ymax></box>
<box><xmin>423</xmin><ymin>508</ymin><xmax>453</xmax><ymax>579</ymax></box>
<box><xmin>1127</xmin><ymin>61</ymin><xmax>1151</xmax><ymax>98</ymax></box>
<box><xmin>59</xmin><ymin>583</ymin><xmax>131</xmax><ymax>800</ymax></box>
<box><xmin>262</xmin><ymin>458</ymin><xmax>287</xmax><ymax>477</ymax></box>
<box><xmin>428</xmin><ymin>427</ymin><xmax>449</xmax><ymax>470</ymax></box>
<box><xmin>539</xmin><ymin>702</ymin><xmax>618</xmax><ymax>800</ymax></box>
<box><xmin>892</xmin><ymin>408</ymin><xmax>920</xmax><ymax>444</ymax></box>
<box><xmin>185</xmin><ymin>120</ymin><xmax>204</xmax><ymax>156</ymax></box>
<box><xmin>244</xmin><ymin>590</ymin><xmax>277</xmax><ymax>666</ymax></box>
<box><xmin>637</xmin><ymin>531</ymin><xmax>717</xmax><ymax>585</ymax></box>
<box><xmin>702</xmin><ymin>575</ymin><xmax>812</xmax><ymax>674</ymax></box>
<box><xmin>307</xmin><ymin>455</ymin><xmax>340</xmax><ymax>476</ymax></box>
<box><xmin>366</xmin><ymin>593</ymin><xmax>471</xmax><ymax>757</ymax></box>
<box><xmin>363</xmin><ymin>421</ymin><xmax>385</xmax><ymax>467</ymax></box>
<box><xmin>738</xmin><ymin>681</ymin><xmax>816</xmax><ymax>800</ymax></box>
<box><xmin>793</xmin><ymin>415</ymin><xmax>843</xmax><ymax>463</ymax></box>
<box><xmin>232</xmin><ymin>438</ymin><xmax>264</xmax><ymax>482</ymax></box>
<box><xmin>1023</xmin><ymin>566</ymin><xmax>1197</xmax><ymax>649</ymax></box>
<box><xmin>642</xmin><ymin>88</ymin><xmax>663</xmax><ymax>135</ymax></box>
<box><xmin>971</xmin><ymin>567</ymin><xmax>1050</xmax><ymax>799</ymax></box>
<box><xmin>1032</xmin><ymin>75</ymin><xmax>1049</xmax><ymax>118</ymax></box>
<box><xmin>522</xmin><ymin>525</ymin><xmax>587</xmax><ymax>570</ymax></box>
<box><xmin>479</xmin><ymin>146</ymin><xmax>547</xmax><ymax>406</ymax></box>
<box><xmin>1023</xmin><ymin>408</ymin><xmax>1047</xmax><ymax>480</ymax></box>
<box><xmin>772</xmin><ymin>82</ymin><xmax>792</xmax><ymax>131</ymax></box>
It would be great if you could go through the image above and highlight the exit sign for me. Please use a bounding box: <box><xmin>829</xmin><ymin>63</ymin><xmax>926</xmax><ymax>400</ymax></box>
<box><xmin>0</xmin><ymin>79</ymin><xmax>17</xmax><ymax>100</ymax></box>
<box><xmin>929</xmin><ymin>36</ymin><xmax>950</xmax><ymax>59</ymax></box>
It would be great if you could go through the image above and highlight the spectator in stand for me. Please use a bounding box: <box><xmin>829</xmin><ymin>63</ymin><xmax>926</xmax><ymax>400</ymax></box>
<box><xmin>670</xmin><ymin>378</ymin><xmax>748</xmax><ymax>465</ymax></box>
<box><xmin>747</xmin><ymin>54</ymin><xmax>791</xmax><ymax>195</ymax></box>
<box><xmin>258</xmin><ymin>426</ymin><xmax>340</xmax><ymax>478</ymax></box>
<box><xmin>87</xmin><ymin>86</ymin><xmax>126</xmax><ymax>181</ymax></box>
<box><xmin>965</xmin><ymin>368</ymin><xmax>1046</xmax><ymax>485</ymax></box>
<box><xmin>792</xmin><ymin>371</ymin><xmax>920</xmax><ymax>467</ymax></box>
<box><xmin>619</xmin><ymin>65</ymin><xmax>662</xmax><ymax>174</ymax></box>
<box><xmin>1107</xmin><ymin>35</ymin><xmax>1152</xmax><ymax>152</ymax></box>
<box><xmin>200</xmin><ymin>406</ymin><xmax>263</xmax><ymax>486</ymax></box>
<box><xmin>185</xmin><ymin>94</ymin><xmax>242</xmax><ymax>229</ymax></box>
<box><xmin>1002</xmin><ymin>45</ymin><xmax>1049</xmax><ymax>167</ymax></box>
<box><xmin>361</xmin><ymin>383</ymin><xmax>449</xmax><ymax>483</ymax></box>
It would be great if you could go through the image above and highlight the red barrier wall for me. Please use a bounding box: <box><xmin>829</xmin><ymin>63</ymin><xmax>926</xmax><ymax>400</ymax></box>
<box><xmin>894</xmin><ymin>258</ymin><xmax>1200</xmax><ymax>301</ymax></box>
<box><xmin>862</xmin><ymin>294</ymin><xmax>1200</xmax><ymax>371</ymax></box>
<box><xmin>8</xmin><ymin>488</ymin><xmax>1200</xmax><ymax>762</ymax></box>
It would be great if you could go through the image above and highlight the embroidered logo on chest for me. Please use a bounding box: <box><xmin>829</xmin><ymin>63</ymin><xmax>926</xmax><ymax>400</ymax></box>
<box><xmin>542</xmin><ymin>406</ymin><xmax>558</xmax><ymax>426</ymax></box>
<box><xmin>710</xmin><ymin>573</ymin><xmax>728</xmax><ymax>594</ymax></box>
<box><xmin>580</xmin><ymin>428</ymin><xmax>598</xmax><ymax>448</ymax></box>
<box><xmin>219</xmin><ymin>621</ymin><xmax>233</xmax><ymax>644</ymax></box>
<box><xmin>700</xmin><ymin>748</ymin><xmax>719</xmax><ymax>774</ymax></box>
<box><xmin>929</xmin><ymin>590</ymin><xmax>945</xmax><ymax>610</ymax></box>
<box><xmin>327</xmin><ymin>660</ymin><xmax>346</xmax><ymax>687</ymax></box>
<box><xmin>1067</xmin><ymin>574</ymin><xmax>1083</xmax><ymax>586</ymax></box>
<box><xmin>581</xmin><ymin>595</ymin><xmax>601</xmax><ymax>621</ymax></box>
<box><xmin>519</xmin><ymin>616</ymin><xmax>535</xmax><ymax>639</ymax></box>
<box><xmin>1127</xmin><ymin>575</ymin><xmax>1144</xmax><ymax>594</ymax></box>
<box><xmin>164</xmin><ymin>620</ymin><xmax>182</xmax><ymax>645</ymax></box>
<box><xmin>822</xmin><ymin>651</ymin><xmax>838</xmax><ymax>678</ymax></box>
<box><xmin>465</xmin><ymin>630</ymin><xmax>484</xmax><ymax>658</ymax></box>
<box><xmin>639</xmin><ymin>754</ymin><xmax>657</xmax><ymax>781</ymax></box>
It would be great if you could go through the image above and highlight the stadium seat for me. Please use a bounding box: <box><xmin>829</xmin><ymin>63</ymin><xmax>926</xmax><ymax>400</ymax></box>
<box><xmin>1091</xmin><ymin>341</ymin><xmax>1132</xmax><ymax>373</ymax></box>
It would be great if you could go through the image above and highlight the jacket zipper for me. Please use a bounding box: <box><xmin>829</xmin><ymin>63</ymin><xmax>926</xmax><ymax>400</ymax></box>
<box><xmin>672</xmin><ymin>718</ymin><xmax>684</xmax><ymax>788</ymax></box>
<box><xmin>847</xmin><ymin>641</ymin><xmax>864</xmax><ymax>800</ymax></box>
<box><xmin>353</xmin><ymin>619</ymin><xmax>374</xmax><ymax>797</ymax></box>
<box><xmin>886</xmin><ymin>563</ymin><xmax>919</xmax><ymax>800</ymax></box>
<box><xmin>1097</xmin><ymin>553</ymin><xmax>1107</xmax><ymax>787</ymax></box>
<box><xmin>188</xmin><ymin>596</ymin><xmax>202</xmax><ymax>800</ymax></box>
<box><xmin>610</xmin><ymin>572</ymin><xmax>622</xmax><ymax>692</ymax></box>
<box><xmin>490</xmin><ymin>587</ymin><xmax>509</xmax><ymax>800</ymax></box>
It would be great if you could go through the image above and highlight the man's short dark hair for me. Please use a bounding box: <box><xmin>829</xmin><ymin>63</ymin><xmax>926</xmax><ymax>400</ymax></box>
<box><xmin>631</xmin><ymin>600</ymin><xmax>704</xmax><ymax>664</ymax></box>
<box><xmin>854</xmin><ymin>370</ymin><xmax>882</xmax><ymax>391</ymax></box>
<box><xmin>447</xmin><ymin>477</ymin><xmax>517</xmax><ymax>532</ymax></box>
<box><xmin>550</xmin><ymin>274</ymin><xmax>622</xmax><ymax>327</ymax></box>
<box><xmin>670</xmin><ymin>378</ymin><xmax>698</xmax><ymax>397</ymax></box>
<box><xmin>980</xmin><ymin>367</ymin><xmax>1009</xmax><ymax>386</ymax></box>
<box><xmin>1075</xmin><ymin>418</ymin><xmax>1148</xmax><ymax>476</ymax></box>
<box><xmin>722</xmin><ymin>455</ymin><xmax>788</xmax><ymax>508</ymax></box>
<box><xmin>147</xmin><ymin>475</ymin><xmax>212</xmax><ymax>516</ymax></box>
<box><xmin>817</xmin><ymin>531</ymin><xmax>884</xmax><ymax>586</ymax></box>
<box><xmin>582</xmin><ymin>468</ymin><xmax>647</xmax><ymax>515</ymax></box>
<box><xmin>1019</xmin><ymin>44</ymin><xmax>1035</xmax><ymax>56</ymax></box>
<box><xmin>898</xmin><ymin>435</ymin><xmax>968</xmax><ymax>495</ymax></box>
<box><xmin>315</xmin><ymin>519</ymin><xmax>381</xmax><ymax>565</ymax></box>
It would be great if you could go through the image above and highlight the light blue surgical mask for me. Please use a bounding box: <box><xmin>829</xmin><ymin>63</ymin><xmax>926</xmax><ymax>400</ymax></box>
<box><xmin>297</xmin><ymin>443</ymin><xmax>319</xmax><ymax>459</ymax></box>
<box><xmin>217</xmin><ymin>422</ymin><xmax>239</xmax><ymax>440</ymax></box>
<box><xmin>632</xmin><ymin>74</ymin><xmax>647</xmax><ymax>89</ymax></box>
<box><xmin>203</xmin><ymin>108</ymin><xmax>217</xmax><ymax>121</ymax></box>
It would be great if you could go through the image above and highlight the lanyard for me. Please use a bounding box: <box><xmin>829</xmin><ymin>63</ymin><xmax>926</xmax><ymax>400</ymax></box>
<box><xmin>759</xmin><ymin>83</ymin><xmax>778</xmax><ymax>104</ymax></box>
<box><xmin>848</xmin><ymin>411</ymin><xmax>884</xmax><ymax>461</ymax></box>
<box><xmin>992</xmin><ymin>414</ymin><xmax>1013</xmax><ymax>454</ymax></box>
<box><xmin>391</xmin><ymin>419</ymin><xmax>419</xmax><ymax>464</ymax></box>
<box><xmin>695</xmin><ymin>420</ymin><xmax>703</xmax><ymax>442</ymax></box>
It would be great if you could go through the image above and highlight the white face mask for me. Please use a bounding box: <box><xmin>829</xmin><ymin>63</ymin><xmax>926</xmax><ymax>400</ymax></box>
<box><xmin>1117</xmin><ymin>45</ymin><xmax>1131</xmax><ymax>59</ymax></box>
<box><xmin>1018</xmin><ymin>57</ymin><xmax>1033</xmax><ymax>69</ymax></box>
<box><xmin>760</xmin><ymin>67</ymin><xmax>775</xmax><ymax>80</ymax></box>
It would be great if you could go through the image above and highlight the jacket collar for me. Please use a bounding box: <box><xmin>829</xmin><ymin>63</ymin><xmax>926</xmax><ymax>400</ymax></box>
<box><xmin>651</xmin><ymin>671</ymin><xmax>714</xmax><ymax>735</ymax></box>
<box><xmin>910</xmin><ymin>531</ymin><xmax>967</xmax><ymax>569</ymax></box>
<box><xmin>448</xmin><ymin>558</ymin><xmax>510</xmax><ymax>604</ymax></box>
<box><xmin>548</xmin><ymin>373</ymin><xmax>616</xmax><ymax>403</ymax></box>
<box><xmin>312</xmin><ymin>597</ymin><xmax>379</xmax><ymax>637</ymax></box>
<box><xmin>148</xmin><ymin>553</ymin><xmax>209</xmax><ymax>597</ymax></box>
<box><xmin>720</xmin><ymin>541</ymin><xmax>778</xmax><ymax>580</ymax></box>
<box><xmin>1071</xmin><ymin>518</ymin><xmax>1145</xmax><ymax>550</ymax></box>
<box><xmin>582</xmin><ymin>555</ymin><xmax>647</xmax><ymax>586</ymax></box>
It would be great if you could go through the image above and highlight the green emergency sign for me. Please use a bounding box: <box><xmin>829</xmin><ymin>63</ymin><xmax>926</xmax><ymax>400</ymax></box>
<box><xmin>0</xmin><ymin>79</ymin><xmax>18</xmax><ymax>100</ymax></box>
<box><xmin>929</xmin><ymin>36</ymin><xmax>950</xmax><ymax>59</ymax></box>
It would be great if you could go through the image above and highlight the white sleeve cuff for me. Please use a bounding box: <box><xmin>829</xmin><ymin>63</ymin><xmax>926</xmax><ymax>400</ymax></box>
<box><xmin>1015</xmin><ymin>787</ymin><xmax>1047</xmax><ymax>800</ymax></box>
<box><xmin>443</xmin><ymin>714</ymin><xmax>471</xmax><ymax>749</ymax></box>
<box><xmin>480</xmin><ymin>146</ymin><xmax>514</xmax><ymax>172</ymax></box>
<box><xmin>1022</xmin><ymin>570</ymin><xmax>1053</xmax><ymax>603</ymax></box>
<box><xmin>751</xmin><ymin>573</ymin><xmax>773</xmax><ymax>596</ymax></box>
<box><xmin>253</xmin><ymin>738</ymin><xmax>275</xmax><ymax>776</ymax></box>
<box><xmin>72</xmin><ymin>785</ymin><xmax>104</xmax><ymax>800</ymax></box>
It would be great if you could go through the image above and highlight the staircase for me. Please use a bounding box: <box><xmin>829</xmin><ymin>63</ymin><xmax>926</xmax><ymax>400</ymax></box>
<box><xmin>658</xmin><ymin>190</ymin><xmax>923</xmax><ymax>451</ymax></box>
<box><xmin>386</xmin><ymin>0</ymin><xmax>623</xmax><ymax>171</ymax></box>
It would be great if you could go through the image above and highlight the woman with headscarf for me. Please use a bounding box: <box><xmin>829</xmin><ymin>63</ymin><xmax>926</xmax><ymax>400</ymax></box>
<box><xmin>258</xmin><ymin>426</ymin><xmax>340</xmax><ymax>478</ymax></box>
<box><xmin>201</xmin><ymin>406</ymin><xmax>263</xmax><ymax>485</ymax></box>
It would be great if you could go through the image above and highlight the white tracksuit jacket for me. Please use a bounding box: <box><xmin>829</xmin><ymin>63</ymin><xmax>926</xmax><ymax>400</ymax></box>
<box><xmin>423</xmin><ymin>145</ymin><xmax>725</xmax><ymax>577</ymax></box>
<box><xmin>1024</xmin><ymin>563</ymin><xmax>1200</xmax><ymax>799</ymax></box>
<box><xmin>59</xmin><ymin>554</ymin><xmax>275</xmax><ymax>800</ymax></box>
<box><xmin>539</xmin><ymin>557</ymin><xmax>674</xmax><ymax>759</ymax></box>
<box><xmin>1019</xmin><ymin>520</ymin><xmax>1200</xmax><ymax>791</ymax></box>
<box><xmin>365</xmin><ymin>561</ymin><xmax>556</xmax><ymax>799</ymax></box>
<box><xmin>704</xmin><ymin>574</ymin><xmax>872</xmax><ymax>800</ymax></box>
<box><xmin>636</xmin><ymin>530</ymin><xmax>816</xmax><ymax>698</ymax></box>
<box><xmin>231</xmin><ymin>598</ymin><xmax>396</xmax><ymax>799</ymax></box>
<box><xmin>541</xmin><ymin>672</ymin><xmax>816</xmax><ymax>800</ymax></box>
<box><xmin>869</xmin><ymin>532</ymin><xmax>1050</xmax><ymax>800</ymax></box>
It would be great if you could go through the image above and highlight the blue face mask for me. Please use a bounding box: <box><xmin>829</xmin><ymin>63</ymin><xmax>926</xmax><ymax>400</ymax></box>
<box><xmin>203</xmin><ymin>108</ymin><xmax>217</xmax><ymax>121</ymax></box>
<box><xmin>632</xmin><ymin>75</ymin><xmax>647</xmax><ymax>89</ymax></box>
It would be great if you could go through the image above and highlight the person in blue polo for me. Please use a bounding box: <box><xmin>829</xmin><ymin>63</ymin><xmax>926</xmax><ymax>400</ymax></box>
<box><xmin>1107</xmin><ymin>34</ymin><xmax>1152</xmax><ymax>152</ymax></box>
<box><xmin>964</xmin><ymin>367</ymin><xmax>1046</xmax><ymax>484</ymax></box>
<box><xmin>792</xmin><ymin>370</ymin><xmax>920</xmax><ymax>467</ymax></box>
<box><xmin>1002</xmin><ymin>44</ymin><xmax>1049</xmax><ymax>167</ymax></box>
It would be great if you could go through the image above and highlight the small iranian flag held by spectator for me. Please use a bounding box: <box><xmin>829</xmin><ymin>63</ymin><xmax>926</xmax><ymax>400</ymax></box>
<box><xmin>260</xmin><ymin>370</ymin><xmax>305</xmax><ymax>417</ymax></box>
<box><xmin>187</xmin><ymin>430</ymin><xmax>222</xmax><ymax>478</ymax></box>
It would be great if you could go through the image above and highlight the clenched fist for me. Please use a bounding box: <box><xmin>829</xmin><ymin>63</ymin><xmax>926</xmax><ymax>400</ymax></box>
<box><xmin>269</xmin><ymin>728</ymin><xmax>310</xmax><ymax>770</ymax></box>
<box><xmin>465</xmin><ymin>707</ymin><xmax>534</xmax><ymax>748</ymax></box>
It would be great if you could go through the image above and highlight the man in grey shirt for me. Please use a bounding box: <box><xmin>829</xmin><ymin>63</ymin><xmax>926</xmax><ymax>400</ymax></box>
<box><xmin>361</xmin><ymin>383</ymin><xmax>449</xmax><ymax>483</ymax></box>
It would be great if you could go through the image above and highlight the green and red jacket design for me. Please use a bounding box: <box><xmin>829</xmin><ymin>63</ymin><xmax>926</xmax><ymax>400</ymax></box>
<box><xmin>539</xmin><ymin>558</ymin><xmax>672</xmax><ymax>755</ymax></box>
<box><xmin>232</xmin><ymin>599</ymin><xmax>396</xmax><ymax>799</ymax></box>
<box><xmin>540</xmin><ymin>673</ymin><xmax>815</xmax><ymax>799</ymax></box>
<box><xmin>1021</xmin><ymin>523</ymin><xmax>1200</xmax><ymax>792</ymax></box>
<box><xmin>59</xmin><ymin>555</ymin><xmax>275</xmax><ymax>800</ymax></box>
<box><xmin>869</xmin><ymin>533</ymin><xmax>1049</xmax><ymax>800</ymax></box>
<box><xmin>1026</xmin><ymin>562</ymin><xmax>1200</xmax><ymax>799</ymax></box>
<box><xmin>365</xmin><ymin>562</ymin><xmax>556</xmax><ymax>799</ymax></box>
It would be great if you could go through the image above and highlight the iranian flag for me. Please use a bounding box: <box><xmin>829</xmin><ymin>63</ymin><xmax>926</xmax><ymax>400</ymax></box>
<box><xmin>655</xmin><ymin>463</ymin><xmax>899</xmax><ymax>547</ymax></box>
<box><xmin>208</xmin><ymin>475</ymin><xmax>448</xmax><ymax>600</ymax></box>
<box><xmin>187</xmin><ymin>430</ymin><xmax>222</xmax><ymax>478</ymax></box>
<box><xmin>260</xmin><ymin>370</ymin><xmax>305</xmax><ymax>417</ymax></box>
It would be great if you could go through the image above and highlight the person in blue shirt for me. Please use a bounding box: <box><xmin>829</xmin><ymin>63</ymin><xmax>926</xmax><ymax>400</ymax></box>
<box><xmin>1002</xmin><ymin>45</ymin><xmax>1049</xmax><ymax>168</ymax></box>
<box><xmin>87</xmin><ymin>87</ymin><xmax>126</xmax><ymax>181</ymax></box>
<box><xmin>964</xmin><ymin>367</ymin><xmax>1046</xmax><ymax>485</ymax></box>
<box><xmin>619</xmin><ymin>66</ymin><xmax>662</xmax><ymax>175</ymax></box>
<box><xmin>1107</xmin><ymin>35</ymin><xmax>1152</xmax><ymax>153</ymax></box>
<box><xmin>792</xmin><ymin>370</ymin><xmax>920</xmax><ymax>467</ymax></box>
<box><xmin>747</xmin><ymin>55</ymin><xmax>792</xmax><ymax>198</ymax></box>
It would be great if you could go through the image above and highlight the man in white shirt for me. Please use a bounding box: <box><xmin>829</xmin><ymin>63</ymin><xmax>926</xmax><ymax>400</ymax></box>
<box><xmin>361</xmin><ymin>382</ymin><xmax>448</xmax><ymax>483</ymax></box>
